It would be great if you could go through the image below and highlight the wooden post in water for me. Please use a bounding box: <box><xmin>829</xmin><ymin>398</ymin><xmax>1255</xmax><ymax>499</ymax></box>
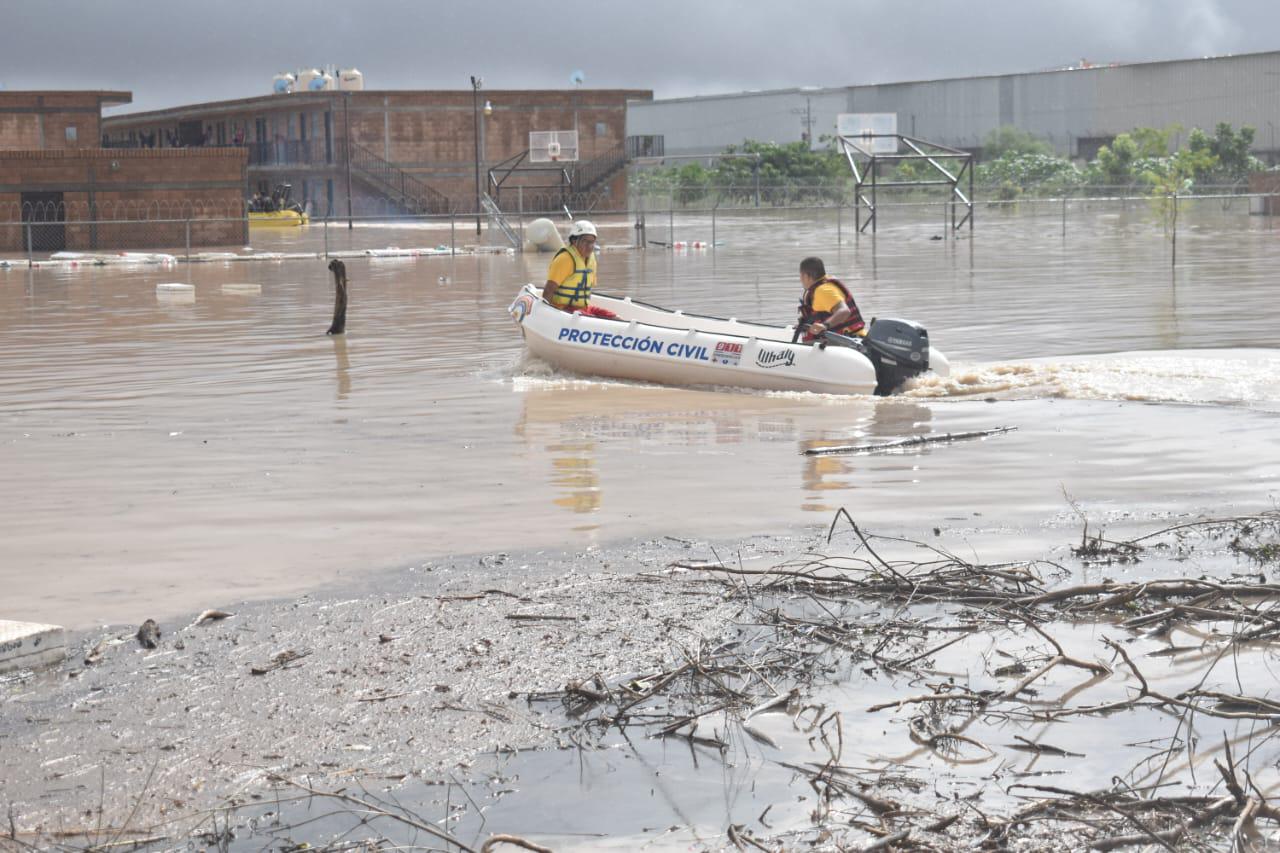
<box><xmin>327</xmin><ymin>259</ymin><xmax>348</xmax><ymax>335</ymax></box>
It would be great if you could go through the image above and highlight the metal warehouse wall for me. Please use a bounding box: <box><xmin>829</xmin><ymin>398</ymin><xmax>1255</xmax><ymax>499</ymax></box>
<box><xmin>629</xmin><ymin>50</ymin><xmax>1280</xmax><ymax>159</ymax></box>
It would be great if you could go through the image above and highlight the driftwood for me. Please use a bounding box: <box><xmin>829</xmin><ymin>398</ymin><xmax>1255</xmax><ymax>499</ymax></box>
<box><xmin>572</xmin><ymin>509</ymin><xmax>1280</xmax><ymax>850</ymax></box>
<box><xmin>326</xmin><ymin>259</ymin><xmax>348</xmax><ymax>335</ymax></box>
<box><xmin>802</xmin><ymin>426</ymin><xmax>1017</xmax><ymax>456</ymax></box>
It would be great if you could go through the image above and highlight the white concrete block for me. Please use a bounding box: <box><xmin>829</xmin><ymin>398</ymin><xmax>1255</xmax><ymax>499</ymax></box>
<box><xmin>0</xmin><ymin>620</ymin><xmax>66</xmax><ymax>674</ymax></box>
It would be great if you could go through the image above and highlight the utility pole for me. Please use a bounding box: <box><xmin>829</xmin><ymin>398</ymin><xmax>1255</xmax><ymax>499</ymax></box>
<box><xmin>471</xmin><ymin>75</ymin><xmax>483</xmax><ymax>235</ymax></box>
<box><xmin>790</xmin><ymin>96</ymin><xmax>815</xmax><ymax>147</ymax></box>
<box><xmin>344</xmin><ymin>93</ymin><xmax>353</xmax><ymax>230</ymax></box>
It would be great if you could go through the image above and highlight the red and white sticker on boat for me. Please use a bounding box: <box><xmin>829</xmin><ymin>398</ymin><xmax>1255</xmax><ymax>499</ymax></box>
<box><xmin>713</xmin><ymin>341</ymin><xmax>743</xmax><ymax>366</ymax></box>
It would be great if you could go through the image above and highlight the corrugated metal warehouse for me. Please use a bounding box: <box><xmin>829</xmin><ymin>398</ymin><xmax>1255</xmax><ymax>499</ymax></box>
<box><xmin>627</xmin><ymin>50</ymin><xmax>1280</xmax><ymax>161</ymax></box>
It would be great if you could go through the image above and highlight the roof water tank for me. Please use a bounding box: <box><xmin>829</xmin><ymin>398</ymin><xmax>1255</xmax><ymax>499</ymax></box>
<box><xmin>272</xmin><ymin>73</ymin><xmax>296</xmax><ymax>94</ymax></box>
<box><xmin>312</xmin><ymin>72</ymin><xmax>336</xmax><ymax>91</ymax></box>
<box><xmin>338</xmin><ymin>68</ymin><xmax>364</xmax><ymax>91</ymax></box>
<box><xmin>295</xmin><ymin>68</ymin><xmax>322</xmax><ymax>92</ymax></box>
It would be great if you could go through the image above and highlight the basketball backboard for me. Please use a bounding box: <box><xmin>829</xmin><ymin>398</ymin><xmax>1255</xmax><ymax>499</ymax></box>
<box><xmin>529</xmin><ymin>130</ymin><xmax>579</xmax><ymax>163</ymax></box>
<box><xmin>837</xmin><ymin>113</ymin><xmax>898</xmax><ymax>154</ymax></box>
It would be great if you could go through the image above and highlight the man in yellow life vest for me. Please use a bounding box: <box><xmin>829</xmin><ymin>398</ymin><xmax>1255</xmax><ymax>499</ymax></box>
<box><xmin>797</xmin><ymin>256</ymin><xmax>865</xmax><ymax>342</ymax></box>
<box><xmin>541</xmin><ymin>220</ymin><xmax>618</xmax><ymax>320</ymax></box>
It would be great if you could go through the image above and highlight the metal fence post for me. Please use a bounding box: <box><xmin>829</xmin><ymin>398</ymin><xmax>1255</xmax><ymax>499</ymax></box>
<box><xmin>185</xmin><ymin>217</ymin><xmax>191</xmax><ymax>261</ymax></box>
<box><xmin>669</xmin><ymin>192</ymin><xmax>674</xmax><ymax>247</ymax></box>
<box><xmin>1061</xmin><ymin>193</ymin><xmax>1067</xmax><ymax>238</ymax></box>
<box><xmin>836</xmin><ymin>203</ymin><xmax>842</xmax><ymax>244</ymax></box>
<box><xmin>1171</xmin><ymin>192</ymin><xmax>1178</xmax><ymax>267</ymax></box>
<box><xmin>323</xmin><ymin>216</ymin><xmax>329</xmax><ymax>259</ymax></box>
<box><xmin>26</xmin><ymin>222</ymin><xmax>33</xmax><ymax>268</ymax></box>
<box><xmin>711</xmin><ymin>204</ymin><xmax>716</xmax><ymax>251</ymax></box>
<box><xmin>450</xmin><ymin>212</ymin><xmax>456</xmax><ymax>255</ymax></box>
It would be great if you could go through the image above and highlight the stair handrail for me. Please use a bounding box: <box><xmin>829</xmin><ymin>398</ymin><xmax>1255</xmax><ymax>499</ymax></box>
<box><xmin>569</xmin><ymin>144</ymin><xmax>627</xmax><ymax>194</ymax></box>
<box><xmin>344</xmin><ymin>140</ymin><xmax>452</xmax><ymax>214</ymax></box>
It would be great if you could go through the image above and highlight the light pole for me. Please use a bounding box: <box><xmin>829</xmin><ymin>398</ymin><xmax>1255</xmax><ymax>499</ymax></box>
<box><xmin>471</xmin><ymin>75</ymin><xmax>483</xmax><ymax>234</ymax></box>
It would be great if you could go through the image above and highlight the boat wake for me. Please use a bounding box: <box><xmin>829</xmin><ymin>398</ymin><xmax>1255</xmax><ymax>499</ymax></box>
<box><xmin>904</xmin><ymin>349</ymin><xmax>1280</xmax><ymax>411</ymax></box>
<box><xmin>505</xmin><ymin>347</ymin><xmax>1280</xmax><ymax>411</ymax></box>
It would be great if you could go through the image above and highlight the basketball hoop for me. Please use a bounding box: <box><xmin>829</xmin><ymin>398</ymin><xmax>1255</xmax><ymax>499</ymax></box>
<box><xmin>530</xmin><ymin>131</ymin><xmax>577</xmax><ymax>163</ymax></box>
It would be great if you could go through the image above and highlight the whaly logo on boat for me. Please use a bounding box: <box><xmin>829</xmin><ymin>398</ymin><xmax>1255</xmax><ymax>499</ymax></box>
<box><xmin>755</xmin><ymin>348</ymin><xmax>796</xmax><ymax>369</ymax></box>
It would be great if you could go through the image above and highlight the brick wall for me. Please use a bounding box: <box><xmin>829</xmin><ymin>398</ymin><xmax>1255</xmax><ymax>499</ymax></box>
<box><xmin>0</xmin><ymin>147</ymin><xmax>247</xmax><ymax>251</ymax></box>
<box><xmin>0</xmin><ymin>91</ymin><xmax>131</xmax><ymax>151</ymax></box>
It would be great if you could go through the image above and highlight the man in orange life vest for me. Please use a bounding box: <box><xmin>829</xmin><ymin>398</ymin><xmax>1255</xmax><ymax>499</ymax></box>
<box><xmin>797</xmin><ymin>256</ymin><xmax>865</xmax><ymax>342</ymax></box>
<box><xmin>542</xmin><ymin>220</ymin><xmax>618</xmax><ymax>320</ymax></box>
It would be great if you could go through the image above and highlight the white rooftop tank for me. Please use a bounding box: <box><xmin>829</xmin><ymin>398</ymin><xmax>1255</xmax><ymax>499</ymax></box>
<box><xmin>295</xmin><ymin>68</ymin><xmax>323</xmax><ymax>92</ymax></box>
<box><xmin>313</xmin><ymin>71</ymin><xmax>336</xmax><ymax>91</ymax></box>
<box><xmin>338</xmin><ymin>68</ymin><xmax>365</xmax><ymax>91</ymax></box>
<box><xmin>272</xmin><ymin>73</ymin><xmax>296</xmax><ymax>94</ymax></box>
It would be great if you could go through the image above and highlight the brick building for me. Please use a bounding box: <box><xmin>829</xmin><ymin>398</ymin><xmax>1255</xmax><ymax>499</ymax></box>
<box><xmin>102</xmin><ymin>88</ymin><xmax>652</xmax><ymax>216</ymax></box>
<box><xmin>0</xmin><ymin>90</ymin><xmax>131</xmax><ymax>151</ymax></box>
<box><xmin>1</xmin><ymin>91</ymin><xmax>248</xmax><ymax>252</ymax></box>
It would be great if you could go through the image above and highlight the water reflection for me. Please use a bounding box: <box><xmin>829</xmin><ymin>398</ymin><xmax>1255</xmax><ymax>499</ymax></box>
<box><xmin>516</xmin><ymin>385</ymin><xmax>939</xmax><ymax>516</ymax></box>
<box><xmin>800</xmin><ymin>401</ymin><xmax>933</xmax><ymax>509</ymax></box>
<box><xmin>548</xmin><ymin>440</ymin><xmax>601</xmax><ymax>517</ymax></box>
<box><xmin>331</xmin><ymin>335</ymin><xmax>351</xmax><ymax>400</ymax></box>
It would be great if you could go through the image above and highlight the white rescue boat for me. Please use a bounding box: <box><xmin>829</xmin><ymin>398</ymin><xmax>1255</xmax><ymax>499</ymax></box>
<box><xmin>508</xmin><ymin>284</ymin><xmax>949</xmax><ymax>396</ymax></box>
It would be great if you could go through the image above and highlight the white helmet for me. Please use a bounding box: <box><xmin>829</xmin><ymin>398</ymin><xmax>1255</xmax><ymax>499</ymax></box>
<box><xmin>568</xmin><ymin>219</ymin><xmax>597</xmax><ymax>239</ymax></box>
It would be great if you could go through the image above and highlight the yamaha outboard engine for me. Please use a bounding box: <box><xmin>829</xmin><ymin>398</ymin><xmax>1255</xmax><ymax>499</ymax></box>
<box><xmin>862</xmin><ymin>318</ymin><xmax>931</xmax><ymax>396</ymax></box>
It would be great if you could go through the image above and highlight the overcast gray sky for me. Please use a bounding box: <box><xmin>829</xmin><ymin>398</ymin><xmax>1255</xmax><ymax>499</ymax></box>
<box><xmin>3</xmin><ymin>0</ymin><xmax>1277</xmax><ymax>114</ymax></box>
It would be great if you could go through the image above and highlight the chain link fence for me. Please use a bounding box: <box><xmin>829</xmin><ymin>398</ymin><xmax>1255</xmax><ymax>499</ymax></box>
<box><xmin>3</xmin><ymin>186</ymin><xmax>1277</xmax><ymax>266</ymax></box>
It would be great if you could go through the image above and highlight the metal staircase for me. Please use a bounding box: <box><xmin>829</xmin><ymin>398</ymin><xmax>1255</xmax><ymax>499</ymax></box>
<box><xmin>346</xmin><ymin>141</ymin><xmax>452</xmax><ymax>215</ymax></box>
<box><xmin>569</xmin><ymin>144</ymin><xmax>627</xmax><ymax>199</ymax></box>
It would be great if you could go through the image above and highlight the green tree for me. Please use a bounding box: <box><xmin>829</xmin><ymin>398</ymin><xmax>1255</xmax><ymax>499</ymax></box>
<box><xmin>1205</xmin><ymin>122</ymin><xmax>1258</xmax><ymax>179</ymax></box>
<box><xmin>982</xmin><ymin>126</ymin><xmax>1051</xmax><ymax>159</ymax></box>
<box><xmin>1091</xmin><ymin>133</ymin><xmax>1142</xmax><ymax>186</ymax></box>
<box><xmin>1128</xmin><ymin>125</ymin><xmax>1180</xmax><ymax>158</ymax></box>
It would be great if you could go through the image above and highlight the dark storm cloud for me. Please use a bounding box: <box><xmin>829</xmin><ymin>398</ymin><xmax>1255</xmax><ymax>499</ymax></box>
<box><xmin>2</xmin><ymin>0</ymin><xmax>1276</xmax><ymax>113</ymax></box>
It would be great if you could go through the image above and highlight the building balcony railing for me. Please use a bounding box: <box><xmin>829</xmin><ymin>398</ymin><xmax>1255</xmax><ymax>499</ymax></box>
<box><xmin>245</xmin><ymin>139</ymin><xmax>334</xmax><ymax>167</ymax></box>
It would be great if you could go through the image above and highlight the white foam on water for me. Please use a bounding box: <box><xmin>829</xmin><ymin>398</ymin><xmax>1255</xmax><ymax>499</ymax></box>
<box><xmin>904</xmin><ymin>348</ymin><xmax>1280</xmax><ymax>411</ymax></box>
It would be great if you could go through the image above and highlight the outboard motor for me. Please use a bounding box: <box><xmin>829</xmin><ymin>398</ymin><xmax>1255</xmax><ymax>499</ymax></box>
<box><xmin>862</xmin><ymin>318</ymin><xmax>931</xmax><ymax>396</ymax></box>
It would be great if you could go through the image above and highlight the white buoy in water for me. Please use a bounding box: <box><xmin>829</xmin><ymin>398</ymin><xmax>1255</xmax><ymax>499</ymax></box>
<box><xmin>221</xmin><ymin>283</ymin><xmax>262</xmax><ymax>295</ymax></box>
<box><xmin>156</xmin><ymin>282</ymin><xmax>194</xmax><ymax>293</ymax></box>
<box><xmin>524</xmin><ymin>218</ymin><xmax>565</xmax><ymax>253</ymax></box>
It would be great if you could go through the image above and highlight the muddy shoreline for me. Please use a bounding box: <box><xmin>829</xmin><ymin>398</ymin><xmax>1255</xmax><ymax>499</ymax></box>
<box><xmin>0</xmin><ymin>532</ymin><xmax>798</xmax><ymax>848</ymax></box>
<box><xmin>5</xmin><ymin>514</ymin><xmax>1280</xmax><ymax>851</ymax></box>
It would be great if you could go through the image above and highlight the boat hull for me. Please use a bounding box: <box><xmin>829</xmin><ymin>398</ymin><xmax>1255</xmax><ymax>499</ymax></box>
<box><xmin>249</xmin><ymin>210</ymin><xmax>310</xmax><ymax>227</ymax></box>
<box><xmin>509</xmin><ymin>285</ymin><xmax>949</xmax><ymax>396</ymax></box>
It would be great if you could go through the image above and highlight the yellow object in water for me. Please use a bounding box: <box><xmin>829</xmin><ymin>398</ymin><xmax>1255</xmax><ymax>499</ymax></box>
<box><xmin>249</xmin><ymin>210</ymin><xmax>310</xmax><ymax>227</ymax></box>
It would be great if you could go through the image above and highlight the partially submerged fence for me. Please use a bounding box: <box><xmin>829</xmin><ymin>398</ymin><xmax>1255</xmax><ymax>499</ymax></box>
<box><xmin>2</xmin><ymin>187</ymin><xmax>1276</xmax><ymax>267</ymax></box>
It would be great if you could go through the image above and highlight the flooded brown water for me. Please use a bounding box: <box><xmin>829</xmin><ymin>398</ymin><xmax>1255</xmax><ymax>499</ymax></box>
<box><xmin>3</xmin><ymin>204</ymin><xmax>1279</xmax><ymax>627</ymax></box>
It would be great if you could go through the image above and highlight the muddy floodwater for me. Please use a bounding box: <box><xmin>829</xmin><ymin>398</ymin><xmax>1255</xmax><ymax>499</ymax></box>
<box><xmin>2</xmin><ymin>205</ymin><xmax>1279</xmax><ymax>627</ymax></box>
